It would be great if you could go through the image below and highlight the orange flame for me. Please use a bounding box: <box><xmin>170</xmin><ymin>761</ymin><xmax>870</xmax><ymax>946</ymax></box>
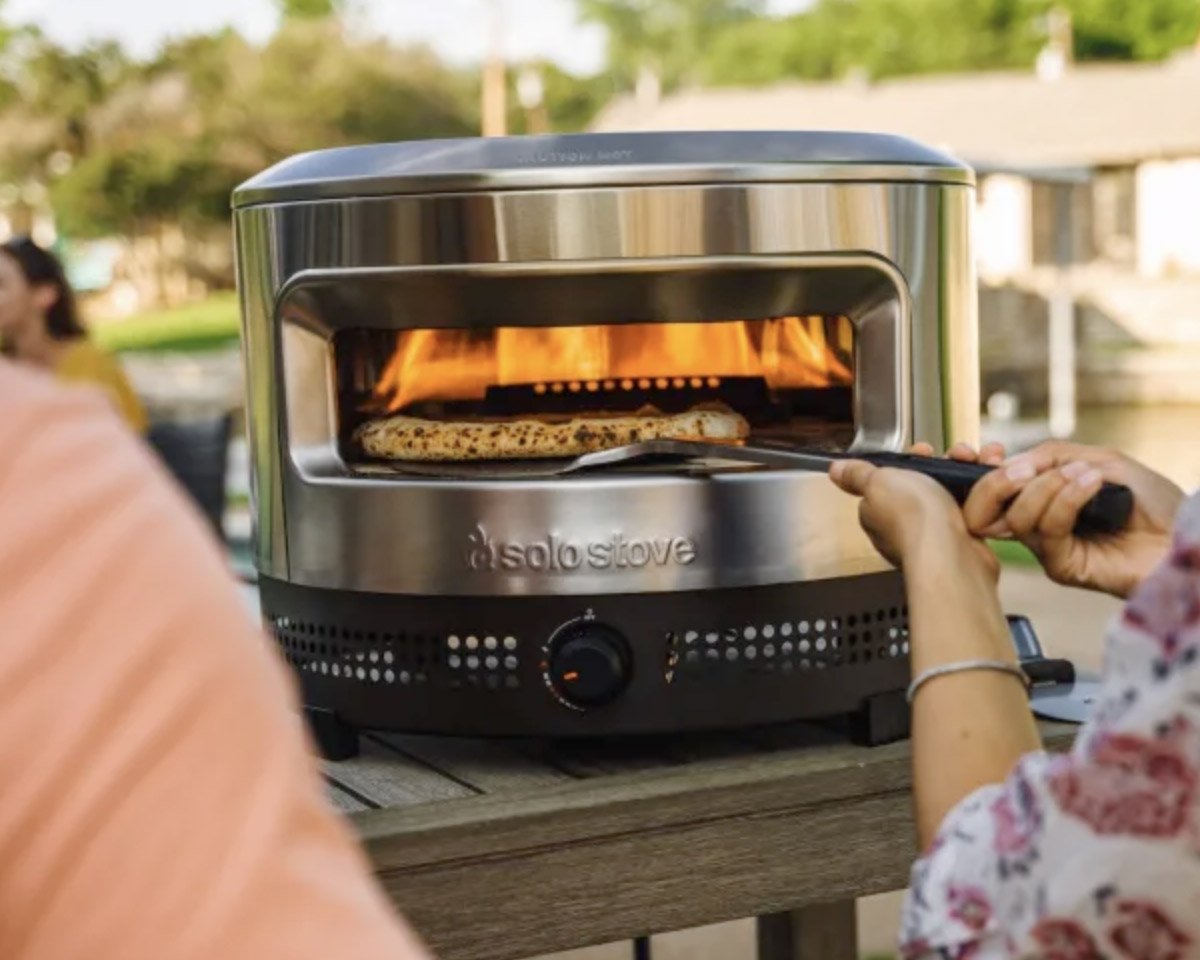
<box><xmin>372</xmin><ymin>317</ymin><xmax>852</xmax><ymax>412</ymax></box>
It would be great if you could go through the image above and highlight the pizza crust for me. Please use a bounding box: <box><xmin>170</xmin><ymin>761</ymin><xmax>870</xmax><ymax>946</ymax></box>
<box><xmin>354</xmin><ymin>408</ymin><xmax>750</xmax><ymax>461</ymax></box>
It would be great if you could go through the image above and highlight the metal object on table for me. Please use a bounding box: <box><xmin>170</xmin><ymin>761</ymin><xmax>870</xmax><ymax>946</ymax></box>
<box><xmin>233</xmin><ymin>130</ymin><xmax>980</xmax><ymax>749</ymax></box>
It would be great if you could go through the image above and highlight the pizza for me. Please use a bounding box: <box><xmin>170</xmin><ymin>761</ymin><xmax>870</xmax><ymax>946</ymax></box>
<box><xmin>354</xmin><ymin>407</ymin><xmax>750</xmax><ymax>461</ymax></box>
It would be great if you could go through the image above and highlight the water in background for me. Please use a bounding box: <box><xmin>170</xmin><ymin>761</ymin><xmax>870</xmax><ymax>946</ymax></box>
<box><xmin>1074</xmin><ymin>405</ymin><xmax>1200</xmax><ymax>491</ymax></box>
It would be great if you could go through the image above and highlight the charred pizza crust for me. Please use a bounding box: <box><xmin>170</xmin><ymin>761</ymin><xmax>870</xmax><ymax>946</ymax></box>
<box><xmin>355</xmin><ymin>409</ymin><xmax>750</xmax><ymax>461</ymax></box>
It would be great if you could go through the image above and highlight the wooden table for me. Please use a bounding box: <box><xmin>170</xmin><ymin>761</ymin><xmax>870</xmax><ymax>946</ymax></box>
<box><xmin>324</xmin><ymin>721</ymin><xmax>1075</xmax><ymax>960</ymax></box>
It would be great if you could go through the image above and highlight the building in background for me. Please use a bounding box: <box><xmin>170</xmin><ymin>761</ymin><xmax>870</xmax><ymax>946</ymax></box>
<box><xmin>593</xmin><ymin>49</ymin><xmax>1200</xmax><ymax>408</ymax></box>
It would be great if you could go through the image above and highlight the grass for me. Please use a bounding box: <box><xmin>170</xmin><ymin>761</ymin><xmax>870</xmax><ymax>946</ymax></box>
<box><xmin>990</xmin><ymin>538</ymin><xmax>1039</xmax><ymax>567</ymax></box>
<box><xmin>92</xmin><ymin>292</ymin><xmax>241</xmax><ymax>354</ymax></box>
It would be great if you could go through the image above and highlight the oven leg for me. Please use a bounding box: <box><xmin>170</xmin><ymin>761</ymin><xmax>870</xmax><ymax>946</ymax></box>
<box><xmin>304</xmin><ymin>706</ymin><xmax>360</xmax><ymax>760</ymax></box>
<box><xmin>632</xmin><ymin>935</ymin><xmax>651</xmax><ymax>960</ymax></box>
<box><xmin>849</xmin><ymin>688</ymin><xmax>910</xmax><ymax>747</ymax></box>
<box><xmin>756</xmin><ymin>902</ymin><xmax>857</xmax><ymax>960</ymax></box>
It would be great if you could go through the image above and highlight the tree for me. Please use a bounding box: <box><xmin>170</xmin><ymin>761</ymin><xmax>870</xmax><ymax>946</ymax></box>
<box><xmin>275</xmin><ymin>0</ymin><xmax>343</xmax><ymax>18</ymax></box>
<box><xmin>578</xmin><ymin>0</ymin><xmax>765</xmax><ymax>91</ymax></box>
<box><xmin>700</xmin><ymin>0</ymin><xmax>1200</xmax><ymax>86</ymax></box>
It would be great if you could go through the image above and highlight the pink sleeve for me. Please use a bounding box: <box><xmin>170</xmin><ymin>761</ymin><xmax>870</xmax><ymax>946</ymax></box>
<box><xmin>900</xmin><ymin>495</ymin><xmax>1200</xmax><ymax>959</ymax></box>
<box><xmin>0</xmin><ymin>362</ymin><xmax>430</xmax><ymax>960</ymax></box>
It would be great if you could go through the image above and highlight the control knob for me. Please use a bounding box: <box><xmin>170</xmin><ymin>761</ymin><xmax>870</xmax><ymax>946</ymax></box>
<box><xmin>546</xmin><ymin>621</ymin><xmax>630</xmax><ymax>709</ymax></box>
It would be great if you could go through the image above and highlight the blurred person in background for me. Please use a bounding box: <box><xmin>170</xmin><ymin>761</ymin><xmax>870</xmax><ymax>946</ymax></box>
<box><xmin>0</xmin><ymin>359</ymin><xmax>427</xmax><ymax>958</ymax></box>
<box><xmin>0</xmin><ymin>235</ymin><xmax>147</xmax><ymax>432</ymax></box>
<box><xmin>832</xmin><ymin>441</ymin><xmax>1196</xmax><ymax>958</ymax></box>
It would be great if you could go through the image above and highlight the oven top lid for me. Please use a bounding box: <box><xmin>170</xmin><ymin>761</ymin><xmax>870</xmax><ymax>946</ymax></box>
<box><xmin>232</xmin><ymin>130</ymin><xmax>973</xmax><ymax>208</ymax></box>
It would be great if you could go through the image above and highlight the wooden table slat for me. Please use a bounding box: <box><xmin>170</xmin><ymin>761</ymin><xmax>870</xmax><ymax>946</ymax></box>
<box><xmin>325</xmin><ymin>780</ymin><xmax>373</xmax><ymax>814</ymax></box>
<box><xmin>343</xmin><ymin>721</ymin><xmax>1076</xmax><ymax>960</ymax></box>
<box><xmin>370</xmin><ymin>733</ymin><xmax>576</xmax><ymax>795</ymax></box>
<box><xmin>325</xmin><ymin>736</ymin><xmax>477</xmax><ymax>809</ymax></box>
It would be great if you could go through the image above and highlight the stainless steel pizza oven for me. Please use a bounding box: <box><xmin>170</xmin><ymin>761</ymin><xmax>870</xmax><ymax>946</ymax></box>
<box><xmin>233</xmin><ymin>131</ymin><xmax>979</xmax><ymax>757</ymax></box>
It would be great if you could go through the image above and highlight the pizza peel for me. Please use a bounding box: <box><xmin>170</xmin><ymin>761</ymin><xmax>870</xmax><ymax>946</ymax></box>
<box><xmin>361</xmin><ymin>437</ymin><xmax>1133</xmax><ymax>538</ymax></box>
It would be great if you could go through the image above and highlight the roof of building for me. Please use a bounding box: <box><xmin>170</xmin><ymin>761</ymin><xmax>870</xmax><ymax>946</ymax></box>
<box><xmin>591</xmin><ymin>51</ymin><xmax>1200</xmax><ymax>169</ymax></box>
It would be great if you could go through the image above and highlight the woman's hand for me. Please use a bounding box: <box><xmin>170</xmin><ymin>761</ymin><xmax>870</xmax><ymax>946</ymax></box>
<box><xmin>959</xmin><ymin>441</ymin><xmax>1184</xmax><ymax>599</ymax></box>
<box><xmin>829</xmin><ymin>459</ymin><xmax>999</xmax><ymax>579</ymax></box>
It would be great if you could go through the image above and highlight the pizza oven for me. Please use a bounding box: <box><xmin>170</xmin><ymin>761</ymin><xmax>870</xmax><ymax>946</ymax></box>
<box><xmin>232</xmin><ymin>131</ymin><xmax>979</xmax><ymax>758</ymax></box>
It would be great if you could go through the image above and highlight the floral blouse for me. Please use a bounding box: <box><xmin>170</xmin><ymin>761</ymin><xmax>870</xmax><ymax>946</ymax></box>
<box><xmin>902</xmin><ymin>491</ymin><xmax>1200</xmax><ymax>960</ymax></box>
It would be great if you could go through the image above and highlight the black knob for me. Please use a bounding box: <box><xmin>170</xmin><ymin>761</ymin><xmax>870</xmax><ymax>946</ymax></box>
<box><xmin>547</xmin><ymin>621</ymin><xmax>630</xmax><ymax>708</ymax></box>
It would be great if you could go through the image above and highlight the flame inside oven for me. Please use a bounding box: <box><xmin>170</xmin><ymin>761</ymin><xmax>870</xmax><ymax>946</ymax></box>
<box><xmin>370</xmin><ymin>316</ymin><xmax>853</xmax><ymax>414</ymax></box>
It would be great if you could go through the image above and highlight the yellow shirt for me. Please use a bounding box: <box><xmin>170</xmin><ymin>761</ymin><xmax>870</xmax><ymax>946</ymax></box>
<box><xmin>55</xmin><ymin>339</ymin><xmax>148</xmax><ymax>432</ymax></box>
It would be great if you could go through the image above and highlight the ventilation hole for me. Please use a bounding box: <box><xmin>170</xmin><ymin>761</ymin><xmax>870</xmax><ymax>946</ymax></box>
<box><xmin>485</xmin><ymin>655</ymin><xmax>499</xmax><ymax>670</ymax></box>
<box><xmin>815</xmin><ymin>637</ymin><xmax>827</xmax><ymax>652</ymax></box>
<box><xmin>685</xmin><ymin>650</ymin><xmax>700</xmax><ymax>664</ymax></box>
<box><xmin>320</xmin><ymin>663</ymin><xmax>329</xmax><ymax>675</ymax></box>
<box><xmin>864</xmin><ymin>650</ymin><xmax>873</xmax><ymax>662</ymax></box>
<box><xmin>484</xmin><ymin>636</ymin><xmax>498</xmax><ymax>651</ymax></box>
<box><xmin>705</xmin><ymin>648</ymin><xmax>720</xmax><ymax>661</ymax></box>
<box><xmin>331</xmin><ymin>664</ymin><xmax>341</xmax><ymax>677</ymax></box>
<box><xmin>466</xmin><ymin>655</ymin><xmax>480</xmax><ymax>670</ymax></box>
<box><xmin>384</xmin><ymin>669</ymin><xmax>395</xmax><ymax>683</ymax></box>
<box><xmin>902</xmin><ymin>641</ymin><xmax>911</xmax><ymax>654</ymax></box>
<box><xmin>369</xmin><ymin>650</ymin><xmax>379</xmax><ymax>663</ymax></box>
<box><xmin>448</xmin><ymin>654</ymin><xmax>462</xmax><ymax>669</ymax></box>
<box><xmin>762</xmin><ymin>624</ymin><xmax>775</xmax><ymax>639</ymax></box>
<box><xmin>355</xmin><ymin>667</ymin><xmax>367</xmax><ymax>680</ymax></box>
<box><xmin>780</xmin><ymin>622</ymin><xmax>793</xmax><ymax>637</ymax></box>
<box><xmin>781</xmin><ymin>640</ymin><xmax>794</xmax><ymax>655</ymax></box>
<box><xmin>890</xmin><ymin>607</ymin><xmax>900</xmax><ymax>619</ymax></box>
<box><xmin>504</xmin><ymin>655</ymin><xmax>518</xmax><ymax>670</ymax></box>
<box><xmin>782</xmin><ymin>660</ymin><xmax>795</xmax><ymax>673</ymax></box>
<box><xmin>684</xmin><ymin>631</ymin><xmax>698</xmax><ymax>645</ymax></box>
<box><xmin>763</xmin><ymin>643</ymin><xmax>776</xmax><ymax>658</ymax></box>
<box><xmin>744</xmin><ymin>626</ymin><xmax>757</xmax><ymax>641</ymax></box>
<box><xmin>447</xmin><ymin>635</ymin><xmax>461</xmax><ymax>650</ymax></box>
<box><xmin>369</xmin><ymin>668</ymin><xmax>380</xmax><ymax>682</ymax></box>
<box><xmin>724</xmin><ymin>647</ymin><xmax>739</xmax><ymax>662</ymax></box>
<box><xmin>847</xmin><ymin>615</ymin><xmax>858</xmax><ymax>627</ymax></box>
<box><xmin>705</xmin><ymin>632</ymin><xmax>719</xmax><ymax>645</ymax></box>
<box><xmin>798</xmin><ymin>639</ymin><xmax>811</xmax><ymax>654</ymax></box>
<box><xmin>744</xmin><ymin>645</ymin><xmax>757</xmax><ymax>660</ymax></box>
<box><xmin>798</xmin><ymin>621</ymin><xmax>811</xmax><ymax>635</ymax></box>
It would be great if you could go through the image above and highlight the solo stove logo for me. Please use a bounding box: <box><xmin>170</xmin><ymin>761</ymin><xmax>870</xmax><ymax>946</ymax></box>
<box><xmin>466</xmin><ymin>525</ymin><xmax>697</xmax><ymax>573</ymax></box>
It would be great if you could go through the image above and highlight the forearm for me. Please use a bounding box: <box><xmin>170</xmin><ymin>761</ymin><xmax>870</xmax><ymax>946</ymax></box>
<box><xmin>905</xmin><ymin>535</ymin><xmax>1042</xmax><ymax>848</ymax></box>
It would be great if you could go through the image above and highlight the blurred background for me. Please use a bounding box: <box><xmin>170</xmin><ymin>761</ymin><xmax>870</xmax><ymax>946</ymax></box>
<box><xmin>5</xmin><ymin>0</ymin><xmax>1199</xmax><ymax>528</ymax></box>
<box><xmin>4</xmin><ymin>2</ymin><xmax>1198</xmax><ymax>955</ymax></box>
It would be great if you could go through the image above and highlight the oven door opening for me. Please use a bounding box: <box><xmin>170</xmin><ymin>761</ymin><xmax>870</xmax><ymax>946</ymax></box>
<box><xmin>277</xmin><ymin>260</ymin><xmax>910</xmax><ymax>479</ymax></box>
<box><xmin>337</xmin><ymin>315</ymin><xmax>854</xmax><ymax>459</ymax></box>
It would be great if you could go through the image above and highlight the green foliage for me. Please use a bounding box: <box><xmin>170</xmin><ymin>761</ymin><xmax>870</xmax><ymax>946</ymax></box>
<box><xmin>663</xmin><ymin>0</ymin><xmax>1200</xmax><ymax>86</ymax></box>
<box><xmin>32</xmin><ymin>21</ymin><xmax>475</xmax><ymax>238</ymax></box>
<box><xmin>507</xmin><ymin>62</ymin><xmax>614</xmax><ymax>133</ymax></box>
<box><xmin>91</xmin><ymin>292</ymin><xmax>241</xmax><ymax>353</ymax></box>
<box><xmin>276</xmin><ymin>0</ymin><xmax>342</xmax><ymax>19</ymax></box>
<box><xmin>578</xmin><ymin>0</ymin><xmax>766</xmax><ymax>90</ymax></box>
<box><xmin>1069</xmin><ymin>0</ymin><xmax>1200</xmax><ymax>60</ymax></box>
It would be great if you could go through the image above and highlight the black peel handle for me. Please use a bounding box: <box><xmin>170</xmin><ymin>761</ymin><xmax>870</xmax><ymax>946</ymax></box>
<box><xmin>850</xmin><ymin>452</ymin><xmax>1135</xmax><ymax>538</ymax></box>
